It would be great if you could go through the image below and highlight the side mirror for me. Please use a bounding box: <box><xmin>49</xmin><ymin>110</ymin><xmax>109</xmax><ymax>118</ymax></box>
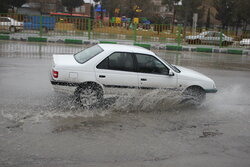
<box><xmin>169</xmin><ymin>71</ymin><xmax>175</xmax><ymax>76</ymax></box>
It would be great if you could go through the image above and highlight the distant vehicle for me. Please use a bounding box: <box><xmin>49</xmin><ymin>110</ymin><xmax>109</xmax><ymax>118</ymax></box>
<box><xmin>186</xmin><ymin>31</ymin><xmax>234</xmax><ymax>46</ymax></box>
<box><xmin>0</xmin><ymin>17</ymin><xmax>23</xmax><ymax>32</ymax></box>
<box><xmin>50</xmin><ymin>44</ymin><xmax>217</xmax><ymax>107</ymax></box>
<box><xmin>23</xmin><ymin>16</ymin><xmax>56</xmax><ymax>32</ymax></box>
<box><xmin>240</xmin><ymin>39</ymin><xmax>250</xmax><ymax>46</ymax></box>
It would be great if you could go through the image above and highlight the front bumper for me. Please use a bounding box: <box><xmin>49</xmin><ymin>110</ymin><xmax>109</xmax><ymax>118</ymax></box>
<box><xmin>204</xmin><ymin>88</ymin><xmax>218</xmax><ymax>93</ymax></box>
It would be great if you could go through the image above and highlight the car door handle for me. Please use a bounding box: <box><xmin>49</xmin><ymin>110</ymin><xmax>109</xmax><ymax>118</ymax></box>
<box><xmin>141</xmin><ymin>78</ymin><xmax>147</xmax><ymax>81</ymax></box>
<box><xmin>99</xmin><ymin>75</ymin><xmax>106</xmax><ymax>78</ymax></box>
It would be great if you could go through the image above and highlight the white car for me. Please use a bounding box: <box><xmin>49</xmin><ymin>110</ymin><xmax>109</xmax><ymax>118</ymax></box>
<box><xmin>186</xmin><ymin>31</ymin><xmax>233</xmax><ymax>46</ymax></box>
<box><xmin>240</xmin><ymin>39</ymin><xmax>250</xmax><ymax>46</ymax></box>
<box><xmin>50</xmin><ymin>44</ymin><xmax>217</xmax><ymax>107</ymax></box>
<box><xmin>0</xmin><ymin>17</ymin><xmax>23</xmax><ymax>32</ymax></box>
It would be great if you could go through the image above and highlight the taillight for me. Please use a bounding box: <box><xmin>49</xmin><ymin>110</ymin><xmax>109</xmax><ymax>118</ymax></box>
<box><xmin>52</xmin><ymin>69</ymin><xmax>58</xmax><ymax>78</ymax></box>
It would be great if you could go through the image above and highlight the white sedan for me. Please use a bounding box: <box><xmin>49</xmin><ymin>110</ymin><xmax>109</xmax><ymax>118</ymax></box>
<box><xmin>240</xmin><ymin>39</ymin><xmax>250</xmax><ymax>46</ymax></box>
<box><xmin>186</xmin><ymin>31</ymin><xmax>233</xmax><ymax>46</ymax></box>
<box><xmin>0</xmin><ymin>17</ymin><xmax>23</xmax><ymax>32</ymax></box>
<box><xmin>50</xmin><ymin>44</ymin><xmax>217</xmax><ymax>107</ymax></box>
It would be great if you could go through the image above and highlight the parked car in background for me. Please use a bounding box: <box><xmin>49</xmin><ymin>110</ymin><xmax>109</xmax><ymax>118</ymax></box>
<box><xmin>240</xmin><ymin>39</ymin><xmax>250</xmax><ymax>46</ymax></box>
<box><xmin>186</xmin><ymin>31</ymin><xmax>234</xmax><ymax>46</ymax></box>
<box><xmin>50</xmin><ymin>44</ymin><xmax>217</xmax><ymax>107</ymax></box>
<box><xmin>0</xmin><ymin>17</ymin><xmax>23</xmax><ymax>32</ymax></box>
<box><xmin>24</xmin><ymin>16</ymin><xmax>56</xmax><ymax>32</ymax></box>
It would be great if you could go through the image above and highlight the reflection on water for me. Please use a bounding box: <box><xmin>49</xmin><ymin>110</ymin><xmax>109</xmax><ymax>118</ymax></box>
<box><xmin>0</xmin><ymin>41</ymin><xmax>85</xmax><ymax>59</ymax></box>
<box><xmin>0</xmin><ymin>41</ymin><xmax>250</xmax><ymax>70</ymax></box>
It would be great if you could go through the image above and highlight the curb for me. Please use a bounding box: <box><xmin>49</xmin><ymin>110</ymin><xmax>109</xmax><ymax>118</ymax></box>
<box><xmin>65</xmin><ymin>39</ymin><xmax>83</xmax><ymax>44</ymax></box>
<box><xmin>227</xmin><ymin>49</ymin><xmax>243</xmax><ymax>55</ymax></box>
<box><xmin>28</xmin><ymin>37</ymin><xmax>47</xmax><ymax>42</ymax></box>
<box><xmin>0</xmin><ymin>35</ymin><xmax>10</xmax><ymax>40</ymax></box>
<box><xmin>134</xmin><ymin>43</ymin><xmax>151</xmax><ymax>50</ymax></box>
<box><xmin>196</xmin><ymin>47</ymin><xmax>213</xmax><ymax>53</ymax></box>
<box><xmin>99</xmin><ymin>41</ymin><xmax>118</xmax><ymax>44</ymax></box>
<box><xmin>166</xmin><ymin>45</ymin><xmax>183</xmax><ymax>51</ymax></box>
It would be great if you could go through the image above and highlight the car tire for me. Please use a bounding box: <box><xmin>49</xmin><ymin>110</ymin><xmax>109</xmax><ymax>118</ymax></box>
<box><xmin>194</xmin><ymin>39</ymin><xmax>201</xmax><ymax>44</ymax></box>
<box><xmin>42</xmin><ymin>27</ymin><xmax>48</xmax><ymax>33</ymax></box>
<box><xmin>182</xmin><ymin>86</ymin><xmax>206</xmax><ymax>104</ymax></box>
<box><xmin>75</xmin><ymin>83</ymin><xmax>103</xmax><ymax>108</ymax></box>
<box><xmin>222</xmin><ymin>41</ymin><xmax>228</xmax><ymax>46</ymax></box>
<box><xmin>188</xmin><ymin>39</ymin><xmax>201</xmax><ymax>45</ymax></box>
<box><xmin>9</xmin><ymin>26</ymin><xmax>16</xmax><ymax>33</ymax></box>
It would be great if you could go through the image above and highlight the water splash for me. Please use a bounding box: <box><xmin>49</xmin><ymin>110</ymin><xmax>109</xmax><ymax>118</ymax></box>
<box><xmin>2</xmin><ymin>85</ymin><xmax>249</xmax><ymax>125</ymax></box>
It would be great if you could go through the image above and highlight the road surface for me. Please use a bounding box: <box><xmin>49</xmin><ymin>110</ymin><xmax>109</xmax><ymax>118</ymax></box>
<box><xmin>0</xmin><ymin>41</ymin><xmax>250</xmax><ymax>167</ymax></box>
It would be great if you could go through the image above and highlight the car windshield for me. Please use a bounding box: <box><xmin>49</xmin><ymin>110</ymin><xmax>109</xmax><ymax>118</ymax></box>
<box><xmin>74</xmin><ymin>45</ymin><xmax>103</xmax><ymax>64</ymax></box>
<box><xmin>158</xmin><ymin>57</ymin><xmax>181</xmax><ymax>73</ymax></box>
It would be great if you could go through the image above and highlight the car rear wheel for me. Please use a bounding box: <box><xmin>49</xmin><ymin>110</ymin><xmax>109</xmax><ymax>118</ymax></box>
<box><xmin>75</xmin><ymin>83</ymin><xmax>103</xmax><ymax>108</ymax></box>
<box><xmin>222</xmin><ymin>41</ymin><xmax>229</xmax><ymax>46</ymax></box>
<box><xmin>9</xmin><ymin>26</ymin><xmax>16</xmax><ymax>32</ymax></box>
<box><xmin>182</xmin><ymin>86</ymin><xmax>206</xmax><ymax>104</ymax></box>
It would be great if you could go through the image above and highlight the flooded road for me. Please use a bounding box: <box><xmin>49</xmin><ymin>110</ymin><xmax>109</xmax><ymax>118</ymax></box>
<box><xmin>0</xmin><ymin>41</ymin><xmax>250</xmax><ymax>167</ymax></box>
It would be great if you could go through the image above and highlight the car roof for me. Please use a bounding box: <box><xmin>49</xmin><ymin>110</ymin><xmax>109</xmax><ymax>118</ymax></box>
<box><xmin>98</xmin><ymin>44</ymin><xmax>154</xmax><ymax>55</ymax></box>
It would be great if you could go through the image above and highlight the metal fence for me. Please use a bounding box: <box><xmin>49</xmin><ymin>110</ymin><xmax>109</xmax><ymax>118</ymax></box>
<box><xmin>0</xmin><ymin>13</ymin><xmax>250</xmax><ymax>48</ymax></box>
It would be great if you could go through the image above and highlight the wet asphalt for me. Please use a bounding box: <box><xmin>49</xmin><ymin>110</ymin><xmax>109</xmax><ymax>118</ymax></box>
<box><xmin>0</xmin><ymin>41</ymin><xmax>250</xmax><ymax>167</ymax></box>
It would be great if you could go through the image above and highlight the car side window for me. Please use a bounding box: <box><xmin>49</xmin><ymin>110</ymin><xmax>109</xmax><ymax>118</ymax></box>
<box><xmin>1</xmin><ymin>18</ymin><xmax>10</xmax><ymax>22</ymax></box>
<box><xmin>135</xmin><ymin>54</ymin><xmax>169</xmax><ymax>75</ymax></box>
<box><xmin>97</xmin><ymin>52</ymin><xmax>135</xmax><ymax>72</ymax></box>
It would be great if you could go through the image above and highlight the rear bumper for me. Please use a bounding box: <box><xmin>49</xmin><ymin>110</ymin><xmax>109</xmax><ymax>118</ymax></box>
<box><xmin>204</xmin><ymin>88</ymin><xmax>218</xmax><ymax>93</ymax></box>
<box><xmin>51</xmin><ymin>80</ymin><xmax>79</xmax><ymax>87</ymax></box>
<box><xmin>50</xmin><ymin>80</ymin><xmax>78</xmax><ymax>95</ymax></box>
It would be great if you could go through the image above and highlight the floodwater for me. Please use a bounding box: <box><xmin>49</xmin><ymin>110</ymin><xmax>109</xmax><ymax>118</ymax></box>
<box><xmin>0</xmin><ymin>41</ymin><xmax>250</xmax><ymax>167</ymax></box>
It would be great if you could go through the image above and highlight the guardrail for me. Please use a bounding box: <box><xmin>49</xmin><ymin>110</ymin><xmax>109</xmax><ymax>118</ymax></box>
<box><xmin>0</xmin><ymin>13</ymin><xmax>250</xmax><ymax>49</ymax></box>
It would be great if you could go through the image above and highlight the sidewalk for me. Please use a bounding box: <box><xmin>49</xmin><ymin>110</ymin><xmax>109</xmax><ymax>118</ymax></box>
<box><xmin>0</xmin><ymin>33</ymin><xmax>250</xmax><ymax>55</ymax></box>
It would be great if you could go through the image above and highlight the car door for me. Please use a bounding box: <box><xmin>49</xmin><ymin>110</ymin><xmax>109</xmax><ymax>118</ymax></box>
<box><xmin>212</xmin><ymin>32</ymin><xmax>221</xmax><ymax>45</ymax></box>
<box><xmin>135</xmin><ymin>53</ymin><xmax>177</xmax><ymax>94</ymax></box>
<box><xmin>202</xmin><ymin>32</ymin><xmax>214</xmax><ymax>44</ymax></box>
<box><xmin>95</xmin><ymin>52</ymin><xmax>139</xmax><ymax>96</ymax></box>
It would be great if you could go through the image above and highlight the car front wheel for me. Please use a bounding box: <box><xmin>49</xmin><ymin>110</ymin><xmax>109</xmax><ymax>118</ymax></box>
<box><xmin>182</xmin><ymin>86</ymin><xmax>206</xmax><ymax>104</ymax></box>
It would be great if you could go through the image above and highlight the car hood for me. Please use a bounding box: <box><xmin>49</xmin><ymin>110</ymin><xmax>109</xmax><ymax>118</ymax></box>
<box><xmin>175</xmin><ymin>65</ymin><xmax>214</xmax><ymax>83</ymax></box>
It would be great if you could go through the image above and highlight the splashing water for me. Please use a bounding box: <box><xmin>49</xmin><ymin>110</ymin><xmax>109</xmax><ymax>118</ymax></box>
<box><xmin>1</xmin><ymin>85</ymin><xmax>249</xmax><ymax>125</ymax></box>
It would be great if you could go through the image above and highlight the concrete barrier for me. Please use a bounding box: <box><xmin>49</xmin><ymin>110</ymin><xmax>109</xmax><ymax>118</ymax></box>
<box><xmin>0</xmin><ymin>35</ymin><xmax>10</xmax><ymax>40</ymax></box>
<box><xmin>99</xmin><ymin>41</ymin><xmax>117</xmax><ymax>44</ymax></box>
<box><xmin>65</xmin><ymin>39</ymin><xmax>83</xmax><ymax>44</ymax></box>
<box><xmin>227</xmin><ymin>49</ymin><xmax>243</xmax><ymax>55</ymax></box>
<box><xmin>196</xmin><ymin>47</ymin><xmax>213</xmax><ymax>53</ymax></box>
<box><xmin>28</xmin><ymin>37</ymin><xmax>47</xmax><ymax>42</ymax></box>
<box><xmin>134</xmin><ymin>43</ymin><xmax>151</xmax><ymax>50</ymax></box>
<box><xmin>166</xmin><ymin>45</ymin><xmax>182</xmax><ymax>51</ymax></box>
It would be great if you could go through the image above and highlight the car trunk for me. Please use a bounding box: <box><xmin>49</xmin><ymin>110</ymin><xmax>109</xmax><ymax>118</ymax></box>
<box><xmin>53</xmin><ymin>54</ymin><xmax>79</xmax><ymax>67</ymax></box>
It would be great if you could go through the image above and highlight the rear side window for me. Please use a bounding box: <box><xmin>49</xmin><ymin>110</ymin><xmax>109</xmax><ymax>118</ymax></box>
<box><xmin>97</xmin><ymin>52</ymin><xmax>135</xmax><ymax>72</ymax></box>
<box><xmin>74</xmin><ymin>45</ymin><xmax>103</xmax><ymax>64</ymax></box>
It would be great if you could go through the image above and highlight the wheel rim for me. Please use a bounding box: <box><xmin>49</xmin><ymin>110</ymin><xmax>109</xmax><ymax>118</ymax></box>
<box><xmin>10</xmin><ymin>27</ymin><xmax>15</xmax><ymax>32</ymax></box>
<box><xmin>183</xmin><ymin>87</ymin><xmax>205</xmax><ymax>103</ymax></box>
<box><xmin>79</xmin><ymin>88</ymin><xmax>99</xmax><ymax>107</ymax></box>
